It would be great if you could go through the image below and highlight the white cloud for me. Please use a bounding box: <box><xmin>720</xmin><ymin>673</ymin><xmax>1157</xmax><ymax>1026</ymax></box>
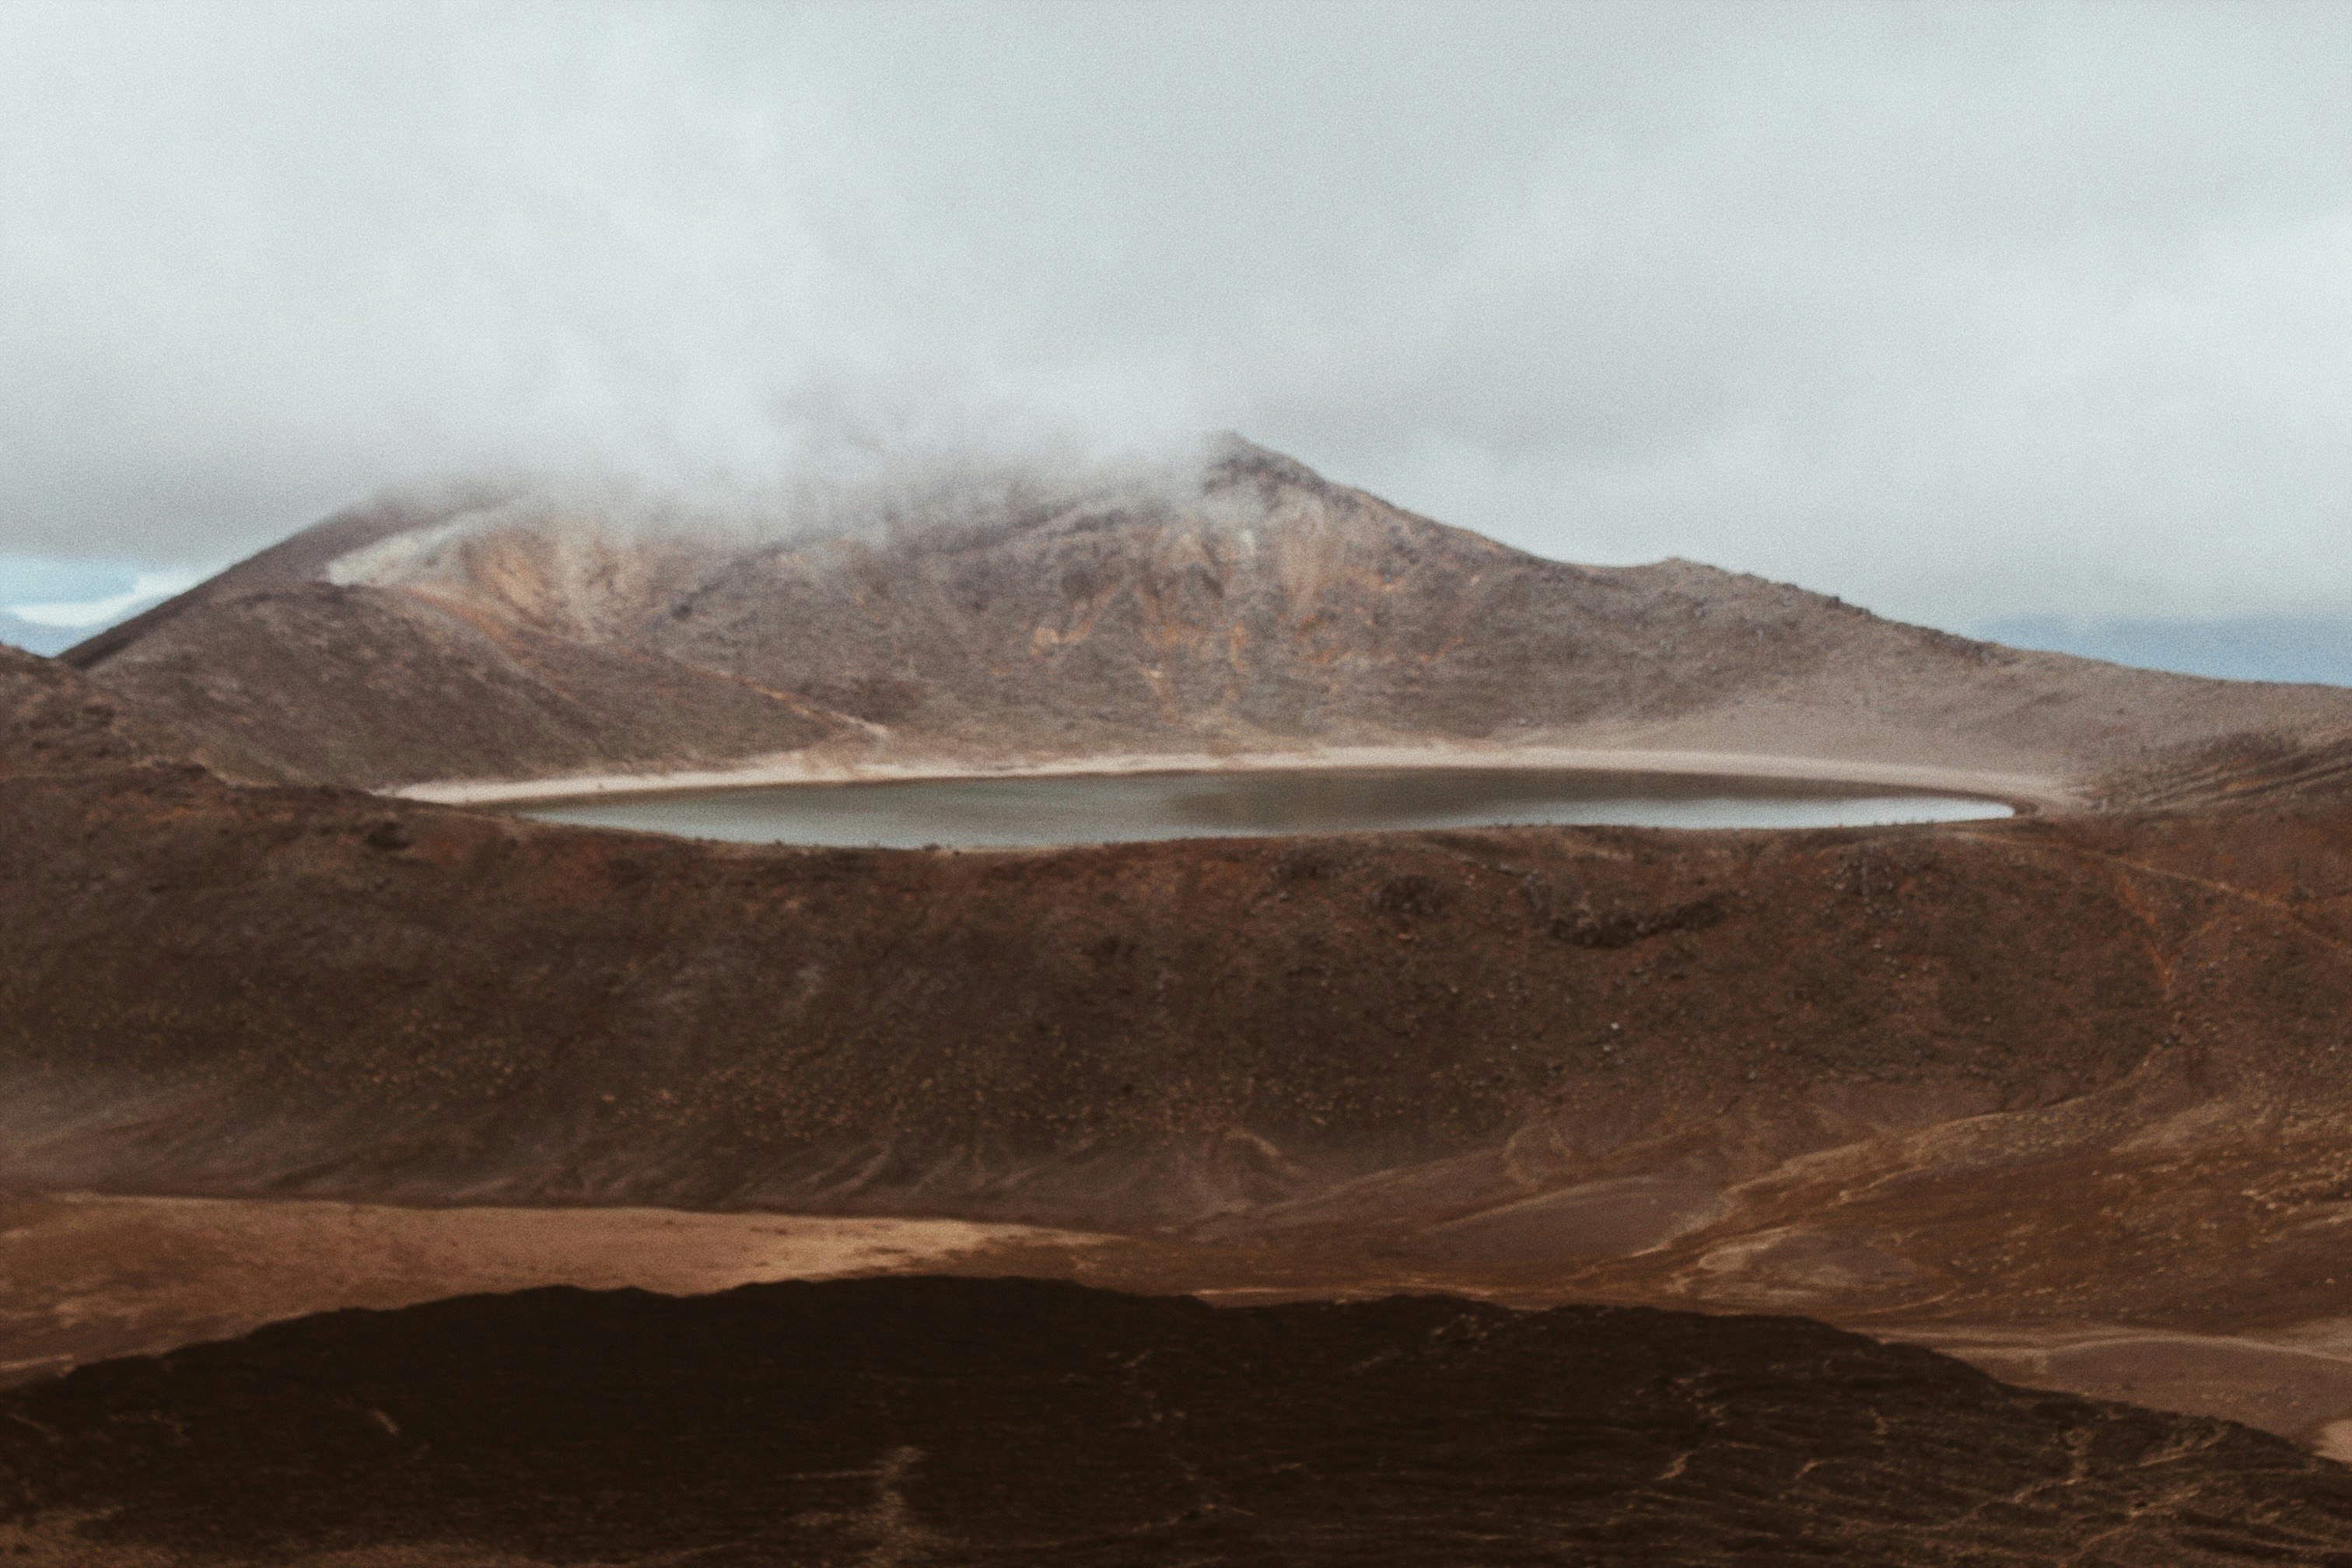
<box><xmin>0</xmin><ymin>1</ymin><xmax>2348</xmax><ymax>626</ymax></box>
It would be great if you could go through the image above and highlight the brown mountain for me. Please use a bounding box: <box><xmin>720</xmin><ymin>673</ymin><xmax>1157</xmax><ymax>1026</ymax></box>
<box><xmin>61</xmin><ymin>439</ymin><xmax>2352</xmax><ymax>793</ymax></box>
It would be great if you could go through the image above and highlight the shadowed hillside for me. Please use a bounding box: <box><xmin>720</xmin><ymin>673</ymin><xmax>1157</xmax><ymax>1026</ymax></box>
<box><xmin>9</xmin><ymin>1276</ymin><xmax>2352</xmax><ymax>1566</ymax></box>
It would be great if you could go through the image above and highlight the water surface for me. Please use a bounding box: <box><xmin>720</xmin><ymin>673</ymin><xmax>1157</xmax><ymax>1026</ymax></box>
<box><xmin>516</xmin><ymin>768</ymin><xmax>2011</xmax><ymax>848</ymax></box>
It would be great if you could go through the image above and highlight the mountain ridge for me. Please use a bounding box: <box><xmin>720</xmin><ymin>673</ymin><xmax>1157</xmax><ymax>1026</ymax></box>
<box><xmin>62</xmin><ymin>439</ymin><xmax>2352</xmax><ymax>796</ymax></box>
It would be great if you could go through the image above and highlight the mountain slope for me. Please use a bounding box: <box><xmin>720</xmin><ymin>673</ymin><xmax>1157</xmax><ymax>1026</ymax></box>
<box><xmin>0</xmin><ymin>642</ymin><xmax>264</xmax><ymax>782</ymax></box>
<box><xmin>65</xmin><ymin>440</ymin><xmax>2352</xmax><ymax>792</ymax></box>
<box><xmin>16</xmin><ymin>625</ymin><xmax>2352</xmax><ymax>1444</ymax></box>
<box><xmin>9</xmin><ymin>726</ymin><xmax>2352</xmax><ymax>1293</ymax></box>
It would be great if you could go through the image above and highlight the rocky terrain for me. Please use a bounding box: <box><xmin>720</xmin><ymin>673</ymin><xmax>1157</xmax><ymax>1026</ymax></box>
<box><xmin>11</xmin><ymin>638</ymin><xmax>2352</xmax><ymax>1449</ymax></box>
<box><xmin>11</xmin><ymin>1276</ymin><xmax>2352</xmax><ymax>1566</ymax></box>
<box><xmin>5</xmin><ymin>746</ymin><xmax>2338</xmax><ymax>1240</ymax></box>
<box><xmin>12</xmin><ymin>446</ymin><xmax>2352</xmax><ymax>1553</ymax></box>
<box><xmin>58</xmin><ymin>440</ymin><xmax>2352</xmax><ymax>794</ymax></box>
<box><xmin>0</xmin><ymin>639</ymin><xmax>261</xmax><ymax>782</ymax></box>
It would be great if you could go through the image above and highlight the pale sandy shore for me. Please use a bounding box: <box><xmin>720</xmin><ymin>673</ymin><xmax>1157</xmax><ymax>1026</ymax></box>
<box><xmin>395</xmin><ymin>744</ymin><xmax>2077</xmax><ymax>812</ymax></box>
<box><xmin>0</xmin><ymin>1193</ymin><xmax>1106</xmax><ymax>1386</ymax></box>
<box><xmin>11</xmin><ymin>1195</ymin><xmax>2350</xmax><ymax>1454</ymax></box>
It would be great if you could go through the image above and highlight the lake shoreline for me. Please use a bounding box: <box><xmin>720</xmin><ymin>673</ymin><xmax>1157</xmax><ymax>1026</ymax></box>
<box><xmin>504</xmin><ymin>765</ymin><xmax>2019</xmax><ymax>849</ymax></box>
<box><xmin>396</xmin><ymin>743</ymin><xmax>2077</xmax><ymax>814</ymax></box>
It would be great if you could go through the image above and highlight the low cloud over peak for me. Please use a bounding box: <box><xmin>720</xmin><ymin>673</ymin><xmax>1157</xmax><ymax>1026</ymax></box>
<box><xmin>4</xmin><ymin>2</ymin><xmax>2350</xmax><ymax>630</ymax></box>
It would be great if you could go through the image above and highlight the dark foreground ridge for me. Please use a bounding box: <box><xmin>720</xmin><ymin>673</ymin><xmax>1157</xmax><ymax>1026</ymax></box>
<box><xmin>5</xmin><ymin>1277</ymin><xmax>2352</xmax><ymax>1566</ymax></box>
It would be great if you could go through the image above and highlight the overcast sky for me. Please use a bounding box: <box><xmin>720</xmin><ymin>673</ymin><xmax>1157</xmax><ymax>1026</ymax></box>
<box><xmin>4</xmin><ymin>0</ymin><xmax>2350</xmax><ymax>627</ymax></box>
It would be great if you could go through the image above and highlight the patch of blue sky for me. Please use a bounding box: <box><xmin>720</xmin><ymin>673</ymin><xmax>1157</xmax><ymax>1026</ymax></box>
<box><xmin>0</xmin><ymin>554</ymin><xmax>145</xmax><ymax>606</ymax></box>
<box><xmin>0</xmin><ymin>554</ymin><xmax>208</xmax><ymax>656</ymax></box>
<box><xmin>0</xmin><ymin>611</ymin><xmax>81</xmax><ymax>657</ymax></box>
<box><xmin>1976</xmin><ymin>616</ymin><xmax>2352</xmax><ymax>689</ymax></box>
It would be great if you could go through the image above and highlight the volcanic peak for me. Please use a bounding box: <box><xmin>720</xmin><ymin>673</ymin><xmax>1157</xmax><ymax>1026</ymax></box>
<box><xmin>51</xmin><ymin>437</ymin><xmax>2352</xmax><ymax>795</ymax></box>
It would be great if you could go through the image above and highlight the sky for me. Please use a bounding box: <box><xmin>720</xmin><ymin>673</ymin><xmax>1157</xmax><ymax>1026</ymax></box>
<box><xmin>4</xmin><ymin>0</ymin><xmax>2351</xmax><ymax>642</ymax></box>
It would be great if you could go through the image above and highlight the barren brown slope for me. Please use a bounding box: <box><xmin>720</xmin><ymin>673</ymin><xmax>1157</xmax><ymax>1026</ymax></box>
<box><xmin>7</xmin><ymin>675</ymin><xmax>2352</xmax><ymax>1287</ymax></box>
<box><xmin>0</xmin><ymin>644</ymin><xmax>267</xmax><ymax>782</ymax></box>
<box><xmin>0</xmin><ymin>761</ymin><xmax>2184</xmax><ymax>1219</ymax></box>
<box><xmin>65</xmin><ymin>440</ymin><xmax>2352</xmax><ymax>790</ymax></box>
<box><xmin>16</xmin><ymin>651</ymin><xmax>2352</xmax><ymax>1443</ymax></box>
<box><xmin>12</xmin><ymin>1277</ymin><xmax>2352</xmax><ymax>1568</ymax></box>
<box><xmin>75</xmin><ymin>580</ymin><xmax>848</xmax><ymax>786</ymax></box>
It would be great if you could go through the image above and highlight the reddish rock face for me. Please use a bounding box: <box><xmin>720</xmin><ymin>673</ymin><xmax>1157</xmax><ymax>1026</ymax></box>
<box><xmin>9</xmin><ymin>1276</ymin><xmax>2352</xmax><ymax>1567</ymax></box>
